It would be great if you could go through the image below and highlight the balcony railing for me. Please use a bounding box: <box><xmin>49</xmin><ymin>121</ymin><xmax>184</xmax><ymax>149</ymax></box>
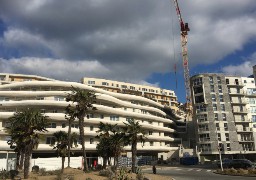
<box><xmin>236</xmin><ymin>127</ymin><xmax>252</xmax><ymax>132</ymax></box>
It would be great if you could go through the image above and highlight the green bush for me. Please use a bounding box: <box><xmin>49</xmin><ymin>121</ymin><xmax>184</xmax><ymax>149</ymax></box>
<box><xmin>248</xmin><ymin>168</ymin><xmax>256</xmax><ymax>174</ymax></box>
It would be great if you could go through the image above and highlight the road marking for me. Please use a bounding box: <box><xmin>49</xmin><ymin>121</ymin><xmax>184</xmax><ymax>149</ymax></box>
<box><xmin>196</xmin><ymin>169</ymin><xmax>202</xmax><ymax>171</ymax></box>
<box><xmin>206</xmin><ymin>170</ymin><xmax>212</xmax><ymax>172</ymax></box>
<box><xmin>187</xmin><ymin>169</ymin><xmax>193</xmax><ymax>171</ymax></box>
<box><xmin>175</xmin><ymin>169</ymin><xmax>182</xmax><ymax>171</ymax></box>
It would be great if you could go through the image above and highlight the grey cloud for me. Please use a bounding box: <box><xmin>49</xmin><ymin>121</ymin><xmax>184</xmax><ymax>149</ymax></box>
<box><xmin>0</xmin><ymin>0</ymin><xmax>256</xmax><ymax>82</ymax></box>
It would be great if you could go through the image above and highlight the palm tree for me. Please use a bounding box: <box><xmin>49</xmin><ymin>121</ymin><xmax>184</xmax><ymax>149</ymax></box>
<box><xmin>7</xmin><ymin>108</ymin><xmax>49</xmax><ymax>179</ymax></box>
<box><xmin>97</xmin><ymin>122</ymin><xmax>125</xmax><ymax>167</ymax></box>
<box><xmin>66</xmin><ymin>86</ymin><xmax>97</xmax><ymax>172</ymax></box>
<box><xmin>65</xmin><ymin>104</ymin><xmax>76</xmax><ymax>167</ymax></box>
<box><xmin>123</xmin><ymin>118</ymin><xmax>146</xmax><ymax>173</ymax></box>
<box><xmin>51</xmin><ymin>131</ymin><xmax>78</xmax><ymax>172</ymax></box>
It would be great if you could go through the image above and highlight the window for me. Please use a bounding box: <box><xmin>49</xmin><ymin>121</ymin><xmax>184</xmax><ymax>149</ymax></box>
<box><xmin>116</xmin><ymin>84</ymin><xmax>119</xmax><ymax>87</ymax></box>
<box><xmin>213</xmin><ymin>104</ymin><xmax>217</xmax><ymax>111</ymax></box>
<box><xmin>88</xmin><ymin>80</ymin><xmax>95</xmax><ymax>85</ymax></box>
<box><xmin>252</xmin><ymin>80</ymin><xmax>254</xmax><ymax>83</ymax></box>
<box><xmin>214</xmin><ymin>113</ymin><xmax>218</xmax><ymax>120</ymax></box>
<box><xmin>159</xmin><ymin>132</ymin><xmax>161</xmax><ymax>136</ymax></box>
<box><xmin>227</xmin><ymin>143</ymin><xmax>231</xmax><ymax>151</ymax></box>
<box><xmin>228</xmin><ymin>88</ymin><xmax>231</xmax><ymax>93</ymax></box>
<box><xmin>46</xmin><ymin>137</ymin><xmax>55</xmax><ymax>144</ymax></box>
<box><xmin>210</xmin><ymin>85</ymin><xmax>215</xmax><ymax>92</ymax></box>
<box><xmin>222</xmin><ymin>113</ymin><xmax>226</xmax><ymax>121</ymax></box>
<box><xmin>87</xmin><ymin>114</ymin><xmax>94</xmax><ymax>119</ymax></box>
<box><xmin>235</xmin><ymin>79</ymin><xmax>239</xmax><ymax>85</ymax></box>
<box><xmin>224</xmin><ymin>123</ymin><xmax>228</xmax><ymax>131</ymax></box>
<box><xmin>54</xmin><ymin>96</ymin><xmax>65</xmax><ymax>101</ymax></box>
<box><xmin>90</xmin><ymin>138</ymin><xmax>94</xmax><ymax>144</ymax></box>
<box><xmin>130</xmin><ymin>86</ymin><xmax>135</xmax><ymax>90</ymax></box>
<box><xmin>110</xmin><ymin>115</ymin><xmax>119</xmax><ymax>121</ymax></box>
<box><xmin>219</xmin><ymin>95</ymin><xmax>223</xmax><ymax>102</ymax></box>
<box><xmin>150</xmin><ymin>142</ymin><xmax>153</xmax><ymax>146</ymax></box>
<box><xmin>244</xmin><ymin>80</ymin><xmax>247</xmax><ymax>83</ymax></box>
<box><xmin>236</xmin><ymin>88</ymin><xmax>240</xmax><ymax>93</ymax></box>
<box><xmin>149</xmin><ymin>131</ymin><xmax>153</xmax><ymax>135</ymax></box>
<box><xmin>221</xmin><ymin>104</ymin><xmax>225</xmax><ymax>111</ymax></box>
<box><xmin>251</xmin><ymin>107</ymin><xmax>256</xmax><ymax>113</ymax></box>
<box><xmin>218</xmin><ymin>85</ymin><xmax>222</xmax><ymax>93</ymax></box>
<box><xmin>225</xmin><ymin>133</ymin><xmax>230</xmax><ymax>141</ymax></box>
<box><xmin>100</xmin><ymin>115</ymin><xmax>104</xmax><ymax>119</ymax></box>
<box><xmin>252</xmin><ymin>115</ymin><xmax>256</xmax><ymax>122</ymax></box>
<box><xmin>196</xmin><ymin>104</ymin><xmax>206</xmax><ymax>112</ymax></box>
<box><xmin>121</xmin><ymin>85</ymin><xmax>127</xmax><ymax>88</ymax></box>
<box><xmin>193</xmin><ymin>78</ymin><xmax>202</xmax><ymax>86</ymax></box>
<box><xmin>211</xmin><ymin>94</ymin><xmax>216</xmax><ymax>102</ymax></box>
<box><xmin>241</xmin><ymin>115</ymin><xmax>245</xmax><ymax>121</ymax></box>
<box><xmin>90</xmin><ymin>126</ymin><xmax>94</xmax><ymax>131</ymax></box>
<box><xmin>197</xmin><ymin>114</ymin><xmax>208</xmax><ymax>122</ymax></box>
<box><xmin>62</xmin><ymin>123</ymin><xmax>66</xmax><ymax>128</ymax></box>
<box><xmin>71</xmin><ymin>124</ymin><xmax>79</xmax><ymax>128</ymax></box>
<box><xmin>216</xmin><ymin>123</ymin><xmax>220</xmax><ymax>131</ymax></box>
<box><xmin>226</xmin><ymin>79</ymin><xmax>229</xmax><ymax>84</ymax></box>
<box><xmin>217</xmin><ymin>77</ymin><xmax>221</xmax><ymax>84</ymax></box>
<box><xmin>209</xmin><ymin>76</ymin><xmax>213</xmax><ymax>84</ymax></box>
<box><xmin>217</xmin><ymin>133</ymin><xmax>221</xmax><ymax>141</ymax></box>
<box><xmin>48</xmin><ymin>123</ymin><xmax>56</xmax><ymax>128</ymax></box>
<box><xmin>102</xmin><ymin>82</ymin><xmax>108</xmax><ymax>86</ymax></box>
<box><xmin>239</xmin><ymin>106</ymin><xmax>243</xmax><ymax>112</ymax></box>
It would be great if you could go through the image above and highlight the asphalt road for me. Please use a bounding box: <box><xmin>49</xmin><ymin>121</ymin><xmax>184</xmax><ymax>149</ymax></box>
<box><xmin>142</xmin><ymin>166</ymin><xmax>256</xmax><ymax>180</ymax></box>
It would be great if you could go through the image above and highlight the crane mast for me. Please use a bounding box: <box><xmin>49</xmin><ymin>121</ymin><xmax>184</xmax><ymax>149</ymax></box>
<box><xmin>173</xmin><ymin>0</ymin><xmax>191</xmax><ymax>109</ymax></box>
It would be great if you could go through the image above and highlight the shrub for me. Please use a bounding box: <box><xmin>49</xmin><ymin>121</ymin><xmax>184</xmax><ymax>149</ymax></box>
<box><xmin>229</xmin><ymin>168</ymin><xmax>237</xmax><ymax>175</ymax></box>
<box><xmin>237</xmin><ymin>168</ymin><xmax>248</xmax><ymax>175</ymax></box>
<box><xmin>32</xmin><ymin>165</ymin><xmax>40</xmax><ymax>173</ymax></box>
<box><xmin>9</xmin><ymin>170</ymin><xmax>19</xmax><ymax>179</ymax></box>
<box><xmin>117</xmin><ymin>167</ymin><xmax>128</xmax><ymax>180</ymax></box>
<box><xmin>248</xmin><ymin>168</ymin><xmax>256</xmax><ymax>174</ymax></box>
<box><xmin>0</xmin><ymin>170</ymin><xmax>9</xmax><ymax>179</ymax></box>
<box><xmin>136</xmin><ymin>167</ymin><xmax>144</xmax><ymax>180</ymax></box>
<box><xmin>39</xmin><ymin>168</ymin><xmax>47</xmax><ymax>176</ymax></box>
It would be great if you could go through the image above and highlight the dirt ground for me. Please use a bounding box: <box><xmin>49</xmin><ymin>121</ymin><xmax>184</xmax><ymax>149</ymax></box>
<box><xmin>28</xmin><ymin>167</ymin><xmax>173</xmax><ymax>180</ymax></box>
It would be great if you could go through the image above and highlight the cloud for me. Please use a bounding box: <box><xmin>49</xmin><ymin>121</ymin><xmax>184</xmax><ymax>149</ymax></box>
<box><xmin>221</xmin><ymin>52</ymin><xmax>256</xmax><ymax>76</ymax></box>
<box><xmin>0</xmin><ymin>0</ymin><xmax>256</xmax><ymax>82</ymax></box>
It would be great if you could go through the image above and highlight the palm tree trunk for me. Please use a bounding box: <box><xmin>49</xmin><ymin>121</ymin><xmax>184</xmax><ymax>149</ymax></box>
<box><xmin>62</xmin><ymin>156</ymin><xmax>65</xmax><ymax>173</ymax></box>
<box><xmin>131</xmin><ymin>141</ymin><xmax>137</xmax><ymax>173</ymax></box>
<box><xmin>103</xmin><ymin>156</ymin><xmax>107</xmax><ymax>169</ymax></box>
<box><xmin>67</xmin><ymin>119</ymin><xmax>72</xmax><ymax>167</ymax></box>
<box><xmin>79</xmin><ymin>117</ymin><xmax>88</xmax><ymax>172</ymax></box>
<box><xmin>24</xmin><ymin>148</ymin><xmax>31</xmax><ymax>179</ymax></box>
<box><xmin>16</xmin><ymin>151</ymin><xmax>20</xmax><ymax>171</ymax></box>
<box><xmin>19</xmin><ymin>151</ymin><xmax>25</xmax><ymax>170</ymax></box>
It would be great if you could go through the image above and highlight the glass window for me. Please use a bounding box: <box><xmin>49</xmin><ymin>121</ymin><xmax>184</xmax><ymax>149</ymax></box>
<box><xmin>88</xmin><ymin>80</ymin><xmax>95</xmax><ymax>85</ymax></box>
<box><xmin>218</xmin><ymin>85</ymin><xmax>222</xmax><ymax>93</ymax></box>
<box><xmin>214</xmin><ymin>113</ymin><xmax>218</xmax><ymax>120</ymax></box>
<box><xmin>226</xmin><ymin>79</ymin><xmax>229</xmax><ymax>84</ymax></box>
<box><xmin>110</xmin><ymin>115</ymin><xmax>119</xmax><ymax>121</ymax></box>
<box><xmin>102</xmin><ymin>82</ymin><xmax>108</xmax><ymax>86</ymax></box>
<box><xmin>216</xmin><ymin>123</ymin><xmax>220</xmax><ymax>130</ymax></box>
<box><xmin>217</xmin><ymin>133</ymin><xmax>221</xmax><ymax>141</ymax></box>
<box><xmin>90</xmin><ymin>138</ymin><xmax>94</xmax><ymax>144</ymax></box>
<box><xmin>90</xmin><ymin>126</ymin><xmax>94</xmax><ymax>131</ymax></box>
<box><xmin>150</xmin><ymin>142</ymin><xmax>153</xmax><ymax>146</ymax></box>
<box><xmin>241</xmin><ymin>115</ymin><xmax>245</xmax><ymax>121</ymax></box>
<box><xmin>213</xmin><ymin>104</ymin><xmax>217</xmax><ymax>111</ymax></box>
<box><xmin>252</xmin><ymin>115</ymin><xmax>256</xmax><ymax>122</ymax></box>
<box><xmin>244</xmin><ymin>80</ymin><xmax>247</xmax><ymax>83</ymax></box>
<box><xmin>221</xmin><ymin>104</ymin><xmax>225</xmax><ymax>111</ymax></box>
<box><xmin>222</xmin><ymin>113</ymin><xmax>226</xmax><ymax>121</ymax></box>
<box><xmin>224</xmin><ymin>123</ymin><xmax>228</xmax><ymax>131</ymax></box>
<box><xmin>217</xmin><ymin>77</ymin><xmax>221</xmax><ymax>84</ymax></box>
<box><xmin>62</xmin><ymin>123</ymin><xmax>66</xmax><ymax>128</ymax></box>
<box><xmin>149</xmin><ymin>131</ymin><xmax>153</xmax><ymax>135</ymax></box>
<box><xmin>209</xmin><ymin>76</ymin><xmax>213</xmax><ymax>84</ymax></box>
<box><xmin>219</xmin><ymin>95</ymin><xmax>223</xmax><ymax>102</ymax></box>
<box><xmin>212</xmin><ymin>94</ymin><xmax>216</xmax><ymax>102</ymax></box>
<box><xmin>225</xmin><ymin>133</ymin><xmax>230</xmax><ymax>141</ymax></box>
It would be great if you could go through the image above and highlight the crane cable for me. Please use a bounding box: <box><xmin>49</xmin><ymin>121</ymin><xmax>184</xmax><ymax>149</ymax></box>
<box><xmin>170</xmin><ymin>0</ymin><xmax>178</xmax><ymax>89</ymax></box>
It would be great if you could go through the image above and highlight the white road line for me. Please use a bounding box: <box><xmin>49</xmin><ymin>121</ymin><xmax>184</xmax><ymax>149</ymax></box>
<box><xmin>206</xmin><ymin>170</ymin><xmax>212</xmax><ymax>172</ymax></box>
<box><xmin>175</xmin><ymin>169</ymin><xmax>182</xmax><ymax>171</ymax></box>
<box><xmin>196</xmin><ymin>169</ymin><xmax>202</xmax><ymax>171</ymax></box>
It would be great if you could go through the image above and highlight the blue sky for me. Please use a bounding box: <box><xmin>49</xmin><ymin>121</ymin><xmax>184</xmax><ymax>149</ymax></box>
<box><xmin>0</xmin><ymin>0</ymin><xmax>256</xmax><ymax>103</ymax></box>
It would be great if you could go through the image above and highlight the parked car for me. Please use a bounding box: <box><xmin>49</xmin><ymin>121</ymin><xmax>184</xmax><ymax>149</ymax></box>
<box><xmin>217</xmin><ymin>159</ymin><xmax>254</xmax><ymax>169</ymax></box>
<box><xmin>228</xmin><ymin>159</ymin><xmax>254</xmax><ymax>169</ymax></box>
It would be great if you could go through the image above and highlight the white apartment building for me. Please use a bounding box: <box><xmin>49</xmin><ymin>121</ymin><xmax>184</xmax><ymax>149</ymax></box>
<box><xmin>190</xmin><ymin>73</ymin><xmax>256</xmax><ymax>162</ymax></box>
<box><xmin>82</xmin><ymin>77</ymin><xmax>181</xmax><ymax>113</ymax></box>
<box><xmin>0</xmin><ymin>73</ymin><xmax>185</xmax><ymax>168</ymax></box>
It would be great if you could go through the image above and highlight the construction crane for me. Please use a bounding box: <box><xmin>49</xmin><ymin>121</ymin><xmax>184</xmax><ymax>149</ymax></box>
<box><xmin>173</xmin><ymin>0</ymin><xmax>191</xmax><ymax>111</ymax></box>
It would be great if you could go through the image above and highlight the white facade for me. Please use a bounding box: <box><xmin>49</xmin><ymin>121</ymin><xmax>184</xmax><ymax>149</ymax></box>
<box><xmin>0</xmin><ymin>74</ymin><xmax>184</xmax><ymax>160</ymax></box>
